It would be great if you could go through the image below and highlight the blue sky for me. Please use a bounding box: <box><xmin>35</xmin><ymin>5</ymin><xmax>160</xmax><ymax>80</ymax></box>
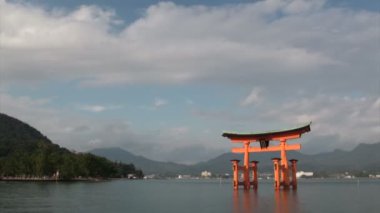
<box><xmin>1</xmin><ymin>0</ymin><xmax>379</xmax><ymax>164</ymax></box>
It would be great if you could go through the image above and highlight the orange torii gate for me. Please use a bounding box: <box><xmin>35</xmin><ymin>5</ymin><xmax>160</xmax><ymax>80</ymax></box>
<box><xmin>222</xmin><ymin>122</ymin><xmax>311</xmax><ymax>190</ymax></box>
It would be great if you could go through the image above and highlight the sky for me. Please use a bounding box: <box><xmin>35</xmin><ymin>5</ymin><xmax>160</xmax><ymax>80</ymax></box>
<box><xmin>0</xmin><ymin>0</ymin><xmax>379</xmax><ymax>164</ymax></box>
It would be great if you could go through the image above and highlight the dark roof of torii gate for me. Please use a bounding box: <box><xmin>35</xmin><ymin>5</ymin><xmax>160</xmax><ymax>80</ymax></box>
<box><xmin>222</xmin><ymin>122</ymin><xmax>311</xmax><ymax>141</ymax></box>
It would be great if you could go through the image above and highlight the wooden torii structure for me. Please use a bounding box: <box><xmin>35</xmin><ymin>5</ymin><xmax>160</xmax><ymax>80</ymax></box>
<box><xmin>222</xmin><ymin>122</ymin><xmax>311</xmax><ymax>190</ymax></box>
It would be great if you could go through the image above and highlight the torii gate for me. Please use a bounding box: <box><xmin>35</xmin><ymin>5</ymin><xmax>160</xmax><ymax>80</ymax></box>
<box><xmin>222</xmin><ymin>122</ymin><xmax>311</xmax><ymax>190</ymax></box>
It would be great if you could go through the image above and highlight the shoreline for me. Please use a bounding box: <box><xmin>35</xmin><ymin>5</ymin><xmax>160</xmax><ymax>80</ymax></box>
<box><xmin>0</xmin><ymin>176</ymin><xmax>106</xmax><ymax>182</ymax></box>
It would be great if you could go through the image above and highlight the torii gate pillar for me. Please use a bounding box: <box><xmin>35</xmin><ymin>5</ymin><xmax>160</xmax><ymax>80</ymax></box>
<box><xmin>243</xmin><ymin>142</ymin><xmax>250</xmax><ymax>190</ymax></box>
<box><xmin>280</xmin><ymin>139</ymin><xmax>290</xmax><ymax>189</ymax></box>
<box><xmin>290</xmin><ymin>159</ymin><xmax>298</xmax><ymax>189</ymax></box>
<box><xmin>231</xmin><ymin>160</ymin><xmax>240</xmax><ymax>190</ymax></box>
<box><xmin>250</xmin><ymin>161</ymin><xmax>259</xmax><ymax>189</ymax></box>
<box><xmin>272</xmin><ymin>158</ymin><xmax>281</xmax><ymax>190</ymax></box>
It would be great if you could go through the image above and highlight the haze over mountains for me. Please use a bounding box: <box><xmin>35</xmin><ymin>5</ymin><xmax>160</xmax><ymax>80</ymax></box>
<box><xmin>90</xmin><ymin>142</ymin><xmax>380</xmax><ymax>176</ymax></box>
<box><xmin>1</xmin><ymin>111</ymin><xmax>378</xmax><ymax>178</ymax></box>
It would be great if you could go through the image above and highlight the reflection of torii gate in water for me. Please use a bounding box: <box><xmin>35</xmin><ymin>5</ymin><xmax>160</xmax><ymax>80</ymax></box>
<box><xmin>222</xmin><ymin>122</ymin><xmax>311</xmax><ymax>190</ymax></box>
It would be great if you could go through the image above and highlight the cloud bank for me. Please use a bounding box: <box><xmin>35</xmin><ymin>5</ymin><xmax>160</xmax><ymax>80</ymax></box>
<box><xmin>1</xmin><ymin>0</ymin><xmax>378</xmax><ymax>93</ymax></box>
<box><xmin>1</xmin><ymin>0</ymin><xmax>379</xmax><ymax>163</ymax></box>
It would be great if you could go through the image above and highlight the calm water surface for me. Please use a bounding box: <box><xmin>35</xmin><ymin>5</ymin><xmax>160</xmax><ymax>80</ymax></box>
<box><xmin>0</xmin><ymin>179</ymin><xmax>379</xmax><ymax>213</ymax></box>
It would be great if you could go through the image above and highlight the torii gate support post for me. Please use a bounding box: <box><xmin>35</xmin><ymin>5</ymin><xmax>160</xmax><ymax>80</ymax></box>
<box><xmin>272</xmin><ymin>158</ymin><xmax>281</xmax><ymax>190</ymax></box>
<box><xmin>231</xmin><ymin>160</ymin><xmax>240</xmax><ymax>190</ymax></box>
<box><xmin>290</xmin><ymin>159</ymin><xmax>298</xmax><ymax>189</ymax></box>
<box><xmin>280</xmin><ymin>139</ymin><xmax>290</xmax><ymax>189</ymax></box>
<box><xmin>250</xmin><ymin>161</ymin><xmax>259</xmax><ymax>189</ymax></box>
<box><xmin>243</xmin><ymin>142</ymin><xmax>250</xmax><ymax>190</ymax></box>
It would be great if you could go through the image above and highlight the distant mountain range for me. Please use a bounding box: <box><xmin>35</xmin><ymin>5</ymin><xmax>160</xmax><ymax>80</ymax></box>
<box><xmin>90</xmin><ymin>142</ymin><xmax>380</xmax><ymax>176</ymax></box>
<box><xmin>91</xmin><ymin>147</ymin><xmax>193</xmax><ymax>176</ymax></box>
<box><xmin>2</xmin><ymin>112</ymin><xmax>378</xmax><ymax>179</ymax></box>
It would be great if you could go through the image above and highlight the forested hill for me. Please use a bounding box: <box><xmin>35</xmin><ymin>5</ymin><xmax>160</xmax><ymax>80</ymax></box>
<box><xmin>0</xmin><ymin>113</ymin><xmax>143</xmax><ymax>180</ymax></box>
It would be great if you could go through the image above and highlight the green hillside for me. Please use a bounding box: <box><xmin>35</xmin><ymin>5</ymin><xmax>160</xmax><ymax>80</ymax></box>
<box><xmin>0</xmin><ymin>113</ymin><xmax>143</xmax><ymax>180</ymax></box>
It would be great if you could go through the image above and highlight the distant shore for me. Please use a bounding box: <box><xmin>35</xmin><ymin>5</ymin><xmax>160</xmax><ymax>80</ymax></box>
<box><xmin>0</xmin><ymin>176</ymin><xmax>105</xmax><ymax>182</ymax></box>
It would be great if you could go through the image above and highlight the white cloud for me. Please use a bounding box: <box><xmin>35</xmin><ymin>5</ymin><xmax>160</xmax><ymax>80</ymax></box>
<box><xmin>164</xmin><ymin>126</ymin><xmax>189</xmax><ymax>136</ymax></box>
<box><xmin>373</xmin><ymin>98</ymin><xmax>380</xmax><ymax>109</ymax></box>
<box><xmin>79</xmin><ymin>105</ymin><xmax>106</xmax><ymax>112</ymax></box>
<box><xmin>0</xmin><ymin>91</ymin><xmax>127</xmax><ymax>151</ymax></box>
<box><xmin>78</xmin><ymin>104</ymin><xmax>122</xmax><ymax>112</ymax></box>
<box><xmin>192</xmin><ymin>92</ymin><xmax>380</xmax><ymax>154</ymax></box>
<box><xmin>283</xmin><ymin>0</ymin><xmax>326</xmax><ymax>14</ymax></box>
<box><xmin>0</xmin><ymin>0</ymin><xmax>378</xmax><ymax>162</ymax></box>
<box><xmin>240</xmin><ymin>87</ymin><xmax>262</xmax><ymax>106</ymax></box>
<box><xmin>185</xmin><ymin>99</ymin><xmax>194</xmax><ymax>105</ymax></box>
<box><xmin>0</xmin><ymin>91</ymin><xmax>219</xmax><ymax>163</ymax></box>
<box><xmin>0</xmin><ymin>92</ymin><xmax>58</xmax><ymax>125</ymax></box>
<box><xmin>88</xmin><ymin>138</ymin><xmax>102</xmax><ymax>145</ymax></box>
<box><xmin>261</xmin><ymin>95</ymin><xmax>380</xmax><ymax>153</ymax></box>
<box><xmin>0</xmin><ymin>0</ymin><xmax>378</xmax><ymax>96</ymax></box>
<box><xmin>153</xmin><ymin>98</ymin><xmax>167</xmax><ymax>108</ymax></box>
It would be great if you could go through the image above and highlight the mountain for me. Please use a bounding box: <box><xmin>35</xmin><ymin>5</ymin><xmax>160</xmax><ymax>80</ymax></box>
<box><xmin>298</xmin><ymin>143</ymin><xmax>380</xmax><ymax>172</ymax></box>
<box><xmin>91</xmin><ymin>147</ymin><xmax>192</xmax><ymax>176</ymax></box>
<box><xmin>91</xmin><ymin>142</ymin><xmax>380</xmax><ymax>176</ymax></box>
<box><xmin>90</xmin><ymin>147</ymin><xmax>302</xmax><ymax>175</ymax></box>
<box><xmin>190</xmin><ymin>150</ymin><xmax>305</xmax><ymax>174</ymax></box>
<box><xmin>193</xmin><ymin>143</ymin><xmax>380</xmax><ymax>174</ymax></box>
<box><xmin>0</xmin><ymin>113</ymin><xmax>143</xmax><ymax>179</ymax></box>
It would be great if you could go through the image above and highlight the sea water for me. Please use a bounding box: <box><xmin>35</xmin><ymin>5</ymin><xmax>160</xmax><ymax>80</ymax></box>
<box><xmin>0</xmin><ymin>179</ymin><xmax>379</xmax><ymax>213</ymax></box>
